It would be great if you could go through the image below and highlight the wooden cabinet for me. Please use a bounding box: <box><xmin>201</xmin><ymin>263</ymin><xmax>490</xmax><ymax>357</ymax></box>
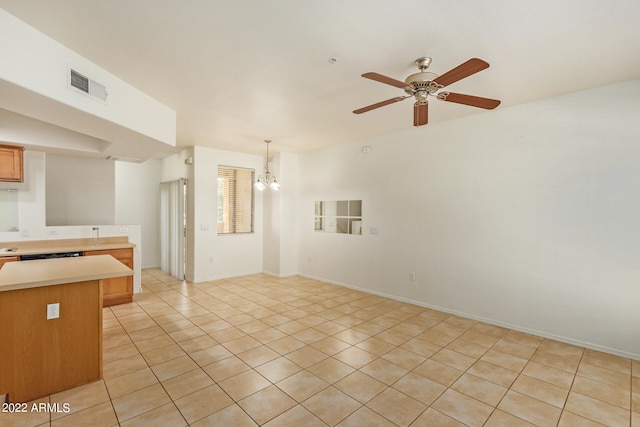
<box><xmin>0</xmin><ymin>280</ymin><xmax>102</xmax><ymax>403</ymax></box>
<box><xmin>0</xmin><ymin>256</ymin><xmax>19</xmax><ymax>269</ymax></box>
<box><xmin>84</xmin><ymin>248</ymin><xmax>133</xmax><ymax>306</ymax></box>
<box><xmin>0</xmin><ymin>144</ymin><xmax>24</xmax><ymax>182</ymax></box>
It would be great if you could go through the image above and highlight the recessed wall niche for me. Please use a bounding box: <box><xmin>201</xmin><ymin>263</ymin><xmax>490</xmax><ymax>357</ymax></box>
<box><xmin>314</xmin><ymin>200</ymin><xmax>362</xmax><ymax>234</ymax></box>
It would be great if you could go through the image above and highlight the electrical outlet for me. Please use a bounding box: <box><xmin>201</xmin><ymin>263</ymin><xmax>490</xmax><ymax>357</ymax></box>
<box><xmin>119</xmin><ymin>227</ymin><xmax>129</xmax><ymax>233</ymax></box>
<box><xmin>47</xmin><ymin>303</ymin><xmax>60</xmax><ymax>320</ymax></box>
<box><xmin>409</xmin><ymin>272</ymin><xmax>416</xmax><ymax>281</ymax></box>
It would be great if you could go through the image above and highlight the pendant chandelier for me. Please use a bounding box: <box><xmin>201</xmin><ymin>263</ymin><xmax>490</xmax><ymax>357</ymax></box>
<box><xmin>255</xmin><ymin>140</ymin><xmax>280</xmax><ymax>191</ymax></box>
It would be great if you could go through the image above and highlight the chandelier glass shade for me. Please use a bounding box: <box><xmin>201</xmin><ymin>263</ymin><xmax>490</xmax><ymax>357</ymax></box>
<box><xmin>255</xmin><ymin>140</ymin><xmax>280</xmax><ymax>191</ymax></box>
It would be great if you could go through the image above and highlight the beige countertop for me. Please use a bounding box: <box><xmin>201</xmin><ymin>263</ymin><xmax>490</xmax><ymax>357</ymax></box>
<box><xmin>0</xmin><ymin>237</ymin><xmax>135</xmax><ymax>258</ymax></box>
<box><xmin>0</xmin><ymin>254</ymin><xmax>133</xmax><ymax>292</ymax></box>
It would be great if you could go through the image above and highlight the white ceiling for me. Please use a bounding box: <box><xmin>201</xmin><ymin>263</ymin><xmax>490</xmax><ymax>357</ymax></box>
<box><xmin>1</xmin><ymin>0</ymin><xmax>639</xmax><ymax>156</ymax></box>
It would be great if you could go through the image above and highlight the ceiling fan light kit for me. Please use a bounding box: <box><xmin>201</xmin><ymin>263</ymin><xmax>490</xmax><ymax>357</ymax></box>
<box><xmin>354</xmin><ymin>57</ymin><xmax>501</xmax><ymax>127</ymax></box>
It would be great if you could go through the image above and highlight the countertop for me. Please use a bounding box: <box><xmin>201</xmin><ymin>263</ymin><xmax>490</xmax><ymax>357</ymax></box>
<box><xmin>0</xmin><ymin>254</ymin><xmax>133</xmax><ymax>292</ymax></box>
<box><xmin>0</xmin><ymin>237</ymin><xmax>135</xmax><ymax>258</ymax></box>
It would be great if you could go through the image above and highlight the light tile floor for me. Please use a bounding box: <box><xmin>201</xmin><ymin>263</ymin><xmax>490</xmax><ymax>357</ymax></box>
<box><xmin>2</xmin><ymin>269</ymin><xmax>638</xmax><ymax>426</ymax></box>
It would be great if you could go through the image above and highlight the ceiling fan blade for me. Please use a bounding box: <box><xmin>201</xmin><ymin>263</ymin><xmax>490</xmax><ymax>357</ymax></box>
<box><xmin>413</xmin><ymin>102</ymin><xmax>428</xmax><ymax>126</ymax></box>
<box><xmin>353</xmin><ymin>96</ymin><xmax>409</xmax><ymax>114</ymax></box>
<box><xmin>433</xmin><ymin>58</ymin><xmax>490</xmax><ymax>88</ymax></box>
<box><xmin>362</xmin><ymin>72</ymin><xmax>410</xmax><ymax>89</ymax></box>
<box><xmin>439</xmin><ymin>92</ymin><xmax>501</xmax><ymax>109</ymax></box>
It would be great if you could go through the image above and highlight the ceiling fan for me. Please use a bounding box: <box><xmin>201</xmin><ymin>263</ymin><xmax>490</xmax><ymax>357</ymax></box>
<box><xmin>353</xmin><ymin>57</ymin><xmax>500</xmax><ymax>126</ymax></box>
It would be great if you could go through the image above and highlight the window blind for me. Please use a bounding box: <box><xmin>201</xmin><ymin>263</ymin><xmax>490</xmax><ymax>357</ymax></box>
<box><xmin>217</xmin><ymin>166</ymin><xmax>255</xmax><ymax>234</ymax></box>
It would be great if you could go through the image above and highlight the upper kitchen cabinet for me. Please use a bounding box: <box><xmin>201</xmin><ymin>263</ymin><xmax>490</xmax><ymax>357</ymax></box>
<box><xmin>0</xmin><ymin>144</ymin><xmax>24</xmax><ymax>182</ymax></box>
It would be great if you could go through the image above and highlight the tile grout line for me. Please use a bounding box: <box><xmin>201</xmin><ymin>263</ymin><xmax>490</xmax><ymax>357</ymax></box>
<box><xmin>146</xmin><ymin>274</ymin><xmax>640</xmax><ymax>427</ymax></box>
<box><xmin>163</xmin><ymin>274</ymin><xmax>378</xmax><ymax>425</ymax></box>
<box><xmin>186</xmin><ymin>276</ymin><xmax>405</xmax><ymax>425</ymax></box>
<box><xmin>441</xmin><ymin>324</ymin><xmax>513</xmax><ymax>426</ymax></box>
<box><xmin>108</xmin><ymin>302</ymin><xmax>190</xmax><ymax>426</ymax></box>
<box><xmin>129</xmin><ymin>280</ymin><xmax>260</xmax><ymax>426</ymax></box>
<box><xmin>557</xmin><ymin>348</ymin><xmax>584</xmax><ymax>426</ymax></box>
<box><xmin>65</xmin><ymin>270</ymin><xmax>635</xmax><ymax>427</ymax></box>
<box><xmin>103</xmin><ymin>305</ymin><xmax>124</xmax><ymax>427</ymax></box>
<box><xmin>150</xmin><ymin>273</ymin><xmax>555</xmax><ymax>426</ymax></box>
<box><xmin>140</xmin><ymin>274</ymin><xmax>344</xmax><ymax>426</ymax></box>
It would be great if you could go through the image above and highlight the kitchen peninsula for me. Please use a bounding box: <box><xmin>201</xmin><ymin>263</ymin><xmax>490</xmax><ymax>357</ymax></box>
<box><xmin>0</xmin><ymin>254</ymin><xmax>133</xmax><ymax>403</ymax></box>
<box><xmin>0</xmin><ymin>237</ymin><xmax>136</xmax><ymax>306</ymax></box>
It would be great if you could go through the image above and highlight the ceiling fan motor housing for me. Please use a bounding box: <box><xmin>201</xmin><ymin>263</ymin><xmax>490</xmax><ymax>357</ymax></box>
<box><xmin>405</xmin><ymin>58</ymin><xmax>440</xmax><ymax>99</ymax></box>
<box><xmin>405</xmin><ymin>72</ymin><xmax>441</xmax><ymax>102</ymax></box>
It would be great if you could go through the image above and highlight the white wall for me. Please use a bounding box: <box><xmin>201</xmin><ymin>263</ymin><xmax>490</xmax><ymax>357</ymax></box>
<box><xmin>0</xmin><ymin>9</ymin><xmax>174</xmax><ymax>278</ymax></box>
<box><xmin>296</xmin><ymin>80</ymin><xmax>640</xmax><ymax>359</ymax></box>
<box><xmin>191</xmin><ymin>146</ymin><xmax>264</xmax><ymax>282</ymax></box>
<box><xmin>263</xmin><ymin>152</ymin><xmax>299</xmax><ymax>277</ymax></box>
<box><xmin>0</xmin><ymin>9</ymin><xmax>176</xmax><ymax>152</ymax></box>
<box><xmin>115</xmin><ymin>159</ymin><xmax>162</xmax><ymax>269</ymax></box>
<box><xmin>8</xmin><ymin>151</ymin><xmax>46</xmax><ymax>231</ymax></box>
<box><xmin>46</xmin><ymin>154</ymin><xmax>115</xmax><ymax>226</ymax></box>
<box><xmin>159</xmin><ymin>146</ymin><xmax>264</xmax><ymax>282</ymax></box>
<box><xmin>262</xmin><ymin>180</ymin><xmax>280</xmax><ymax>276</ymax></box>
<box><xmin>0</xmin><ymin>108</ymin><xmax>110</xmax><ymax>155</ymax></box>
<box><xmin>0</xmin><ymin>150</ymin><xmax>144</xmax><ymax>292</ymax></box>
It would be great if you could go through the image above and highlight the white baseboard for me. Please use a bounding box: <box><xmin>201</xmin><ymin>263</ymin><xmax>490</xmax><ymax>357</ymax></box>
<box><xmin>298</xmin><ymin>273</ymin><xmax>640</xmax><ymax>361</ymax></box>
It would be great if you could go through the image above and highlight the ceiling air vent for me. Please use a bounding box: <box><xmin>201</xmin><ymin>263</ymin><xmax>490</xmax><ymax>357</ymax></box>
<box><xmin>69</xmin><ymin>68</ymin><xmax>108</xmax><ymax>102</ymax></box>
<box><xmin>70</xmin><ymin>69</ymin><xmax>89</xmax><ymax>93</ymax></box>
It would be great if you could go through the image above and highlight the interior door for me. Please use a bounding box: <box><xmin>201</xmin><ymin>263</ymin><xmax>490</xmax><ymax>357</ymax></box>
<box><xmin>160</xmin><ymin>178</ymin><xmax>186</xmax><ymax>280</ymax></box>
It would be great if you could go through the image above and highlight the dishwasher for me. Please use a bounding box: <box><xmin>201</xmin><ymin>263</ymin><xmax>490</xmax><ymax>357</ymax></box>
<box><xmin>20</xmin><ymin>251</ymin><xmax>83</xmax><ymax>261</ymax></box>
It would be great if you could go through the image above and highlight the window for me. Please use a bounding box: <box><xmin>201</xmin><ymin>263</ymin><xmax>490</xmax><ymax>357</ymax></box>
<box><xmin>314</xmin><ymin>200</ymin><xmax>362</xmax><ymax>234</ymax></box>
<box><xmin>217</xmin><ymin>166</ymin><xmax>255</xmax><ymax>234</ymax></box>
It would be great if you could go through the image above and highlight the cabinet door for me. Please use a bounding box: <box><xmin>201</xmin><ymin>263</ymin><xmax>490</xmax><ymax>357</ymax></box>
<box><xmin>84</xmin><ymin>248</ymin><xmax>133</xmax><ymax>306</ymax></box>
<box><xmin>101</xmin><ymin>275</ymin><xmax>133</xmax><ymax>306</ymax></box>
<box><xmin>0</xmin><ymin>145</ymin><xmax>24</xmax><ymax>182</ymax></box>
